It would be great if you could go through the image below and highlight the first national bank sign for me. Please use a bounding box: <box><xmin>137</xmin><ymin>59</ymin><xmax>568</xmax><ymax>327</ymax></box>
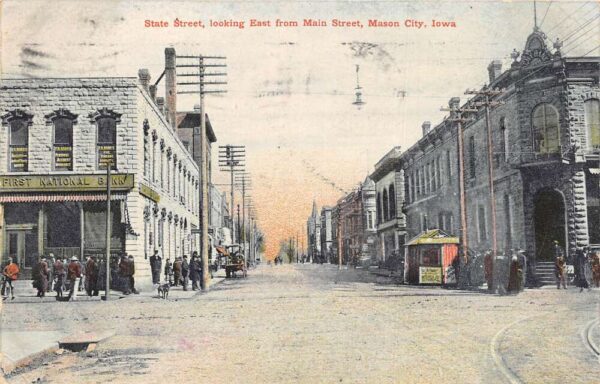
<box><xmin>0</xmin><ymin>174</ymin><xmax>134</xmax><ymax>193</ymax></box>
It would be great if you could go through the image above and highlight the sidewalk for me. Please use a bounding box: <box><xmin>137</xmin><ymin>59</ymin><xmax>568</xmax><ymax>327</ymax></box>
<box><xmin>2</xmin><ymin>280</ymin><xmax>125</xmax><ymax>304</ymax></box>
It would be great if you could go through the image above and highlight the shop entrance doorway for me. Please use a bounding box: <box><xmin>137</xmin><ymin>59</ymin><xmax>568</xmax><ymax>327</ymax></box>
<box><xmin>5</xmin><ymin>228</ymin><xmax>38</xmax><ymax>279</ymax></box>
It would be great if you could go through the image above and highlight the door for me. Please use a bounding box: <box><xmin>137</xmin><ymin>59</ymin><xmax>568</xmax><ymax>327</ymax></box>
<box><xmin>6</xmin><ymin>230</ymin><xmax>39</xmax><ymax>279</ymax></box>
<box><xmin>534</xmin><ymin>189</ymin><xmax>566</xmax><ymax>261</ymax></box>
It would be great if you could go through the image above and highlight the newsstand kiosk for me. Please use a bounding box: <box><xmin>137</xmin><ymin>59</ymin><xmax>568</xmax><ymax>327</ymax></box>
<box><xmin>405</xmin><ymin>229</ymin><xmax>459</xmax><ymax>285</ymax></box>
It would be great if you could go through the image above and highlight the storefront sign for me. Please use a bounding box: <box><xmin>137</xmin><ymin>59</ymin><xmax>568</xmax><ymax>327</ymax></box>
<box><xmin>419</xmin><ymin>266</ymin><xmax>442</xmax><ymax>284</ymax></box>
<box><xmin>0</xmin><ymin>174</ymin><xmax>134</xmax><ymax>192</ymax></box>
<box><xmin>139</xmin><ymin>182</ymin><xmax>160</xmax><ymax>203</ymax></box>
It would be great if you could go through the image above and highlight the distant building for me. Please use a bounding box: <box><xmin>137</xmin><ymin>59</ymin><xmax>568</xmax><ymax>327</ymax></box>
<box><xmin>371</xmin><ymin>146</ymin><xmax>407</xmax><ymax>262</ymax></box>
<box><xmin>306</xmin><ymin>200</ymin><xmax>321</xmax><ymax>263</ymax></box>
<box><xmin>335</xmin><ymin>178</ymin><xmax>377</xmax><ymax>266</ymax></box>
<box><xmin>319</xmin><ymin>206</ymin><xmax>333</xmax><ymax>263</ymax></box>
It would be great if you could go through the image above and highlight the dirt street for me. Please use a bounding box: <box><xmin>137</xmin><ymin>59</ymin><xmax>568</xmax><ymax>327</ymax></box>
<box><xmin>2</xmin><ymin>264</ymin><xmax>599</xmax><ymax>383</ymax></box>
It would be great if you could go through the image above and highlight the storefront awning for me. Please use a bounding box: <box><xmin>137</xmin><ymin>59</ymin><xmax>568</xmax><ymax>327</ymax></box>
<box><xmin>406</xmin><ymin>229</ymin><xmax>459</xmax><ymax>246</ymax></box>
<box><xmin>0</xmin><ymin>193</ymin><xmax>127</xmax><ymax>203</ymax></box>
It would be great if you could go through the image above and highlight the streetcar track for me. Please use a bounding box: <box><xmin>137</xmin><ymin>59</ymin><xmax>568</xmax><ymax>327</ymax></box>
<box><xmin>582</xmin><ymin>318</ymin><xmax>600</xmax><ymax>360</ymax></box>
<box><xmin>490</xmin><ymin>316</ymin><xmax>534</xmax><ymax>384</ymax></box>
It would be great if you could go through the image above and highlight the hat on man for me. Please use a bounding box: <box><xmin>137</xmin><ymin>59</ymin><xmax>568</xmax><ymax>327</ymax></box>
<box><xmin>71</xmin><ymin>256</ymin><xmax>78</xmax><ymax>261</ymax></box>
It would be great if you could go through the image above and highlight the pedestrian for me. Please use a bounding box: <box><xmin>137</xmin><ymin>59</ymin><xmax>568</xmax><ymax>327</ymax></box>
<box><xmin>493</xmin><ymin>251</ymin><xmax>508</xmax><ymax>295</ymax></box>
<box><xmin>2</xmin><ymin>257</ymin><xmax>19</xmax><ymax>300</ymax></box>
<box><xmin>119</xmin><ymin>254</ymin><xmax>131</xmax><ymax>294</ymax></box>
<box><xmin>67</xmin><ymin>256</ymin><xmax>82</xmax><ymax>301</ymax></box>
<box><xmin>127</xmin><ymin>255</ymin><xmax>138</xmax><ymax>294</ymax></box>
<box><xmin>164</xmin><ymin>257</ymin><xmax>173</xmax><ymax>286</ymax></box>
<box><xmin>507</xmin><ymin>254</ymin><xmax>522</xmax><ymax>294</ymax></box>
<box><xmin>149</xmin><ymin>249</ymin><xmax>162</xmax><ymax>286</ymax></box>
<box><xmin>33</xmin><ymin>256</ymin><xmax>49</xmax><ymax>298</ymax></box>
<box><xmin>591</xmin><ymin>251</ymin><xmax>600</xmax><ymax>288</ymax></box>
<box><xmin>78</xmin><ymin>256</ymin><xmax>86</xmax><ymax>292</ymax></box>
<box><xmin>517</xmin><ymin>249</ymin><xmax>527</xmax><ymax>289</ymax></box>
<box><xmin>484</xmin><ymin>250</ymin><xmax>493</xmax><ymax>291</ymax></box>
<box><xmin>173</xmin><ymin>257</ymin><xmax>182</xmax><ymax>287</ymax></box>
<box><xmin>574</xmin><ymin>248</ymin><xmax>591</xmax><ymax>292</ymax></box>
<box><xmin>54</xmin><ymin>257</ymin><xmax>66</xmax><ymax>297</ymax></box>
<box><xmin>47</xmin><ymin>253</ymin><xmax>55</xmax><ymax>293</ymax></box>
<box><xmin>85</xmin><ymin>256</ymin><xmax>99</xmax><ymax>296</ymax></box>
<box><xmin>555</xmin><ymin>254</ymin><xmax>567</xmax><ymax>289</ymax></box>
<box><xmin>190</xmin><ymin>255</ymin><xmax>201</xmax><ymax>290</ymax></box>
<box><xmin>182</xmin><ymin>255</ymin><xmax>189</xmax><ymax>291</ymax></box>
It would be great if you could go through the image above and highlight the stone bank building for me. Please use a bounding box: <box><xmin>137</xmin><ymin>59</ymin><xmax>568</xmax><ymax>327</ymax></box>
<box><xmin>0</xmin><ymin>72</ymin><xmax>201</xmax><ymax>282</ymax></box>
<box><xmin>402</xmin><ymin>27</ymin><xmax>599</xmax><ymax>268</ymax></box>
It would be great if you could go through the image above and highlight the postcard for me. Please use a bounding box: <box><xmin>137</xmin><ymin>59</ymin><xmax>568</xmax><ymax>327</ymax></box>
<box><xmin>1</xmin><ymin>1</ymin><xmax>599</xmax><ymax>383</ymax></box>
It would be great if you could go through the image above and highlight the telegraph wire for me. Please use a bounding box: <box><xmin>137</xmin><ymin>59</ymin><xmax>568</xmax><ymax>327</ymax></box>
<box><xmin>544</xmin><ymin>1</ymin><xmax>593</xmax><ymax>34</ymax></box>
<box><xmin>538</xmin><ymin>1</ymin><xmax>553</xmax><ymax>29</ymax></box>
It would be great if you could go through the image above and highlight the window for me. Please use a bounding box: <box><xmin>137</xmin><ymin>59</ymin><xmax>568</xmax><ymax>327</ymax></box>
<box><xmin>532</xmin><ymin>103</ymin><xmax>560</xmax><ymax>155</ymax></box>
<box><xmin>584</xmin><ymin>99</ymin><xmax>600</xmax><ymax>150</ymax></box>
<box><xmin>143</xmin><ymin>120</ymin><xmax>150</xmax><ymax>177</ymax></box>
<box><xmin>160</xmin><ymin>140</ymin><xmax>165</xmax><ymax>188</ymax></box>
<box><xmin>469</xmin><ymin>136</ymin><xmax>476</xmax><ymax>179</ymax></box>
<box><xmin>53</xmin><ymin>117</ymin><xmax>74</xmax><ymax>170</ymax></box>
<box><xmin>90</xmin><ymin>109</ymin><xmax>120</xmax><ymax>170</ymax></box>
<box><xmin>4</xmin><ymin>110</ymin><xmax>32</xmax><ymax>172</ymax></box>
<box><xmin>446</xmin><ymin>150</ymin><xmax>452</xmax><ymax>178</ymax></box>
<box><xmin>478</xmin><ymin>205</ymin><xmax>487</xmax><ymax>242</ymax></box>
<box><xmin>503</xmin><ymin>194</ymin><xmax>512</xmax><ymax>249</ymax></box>
<box><xmin>388</xmin><ymin>184</ymin><xmax>396</xmax><ymax>219</ymax></box>
<box><xmin>382</xmin><ymin>189</ymin><xmax>389</xmax><ymax>222</ymax></box>
<box><xmin>499</xmin><ymin>117</ymin><xmax>509</xmax><ymax>162</ymax></box>
<box><xmin>376</xmin><ymin>192</ymin><xmax>382</xmax><ymax>224</ymax></box>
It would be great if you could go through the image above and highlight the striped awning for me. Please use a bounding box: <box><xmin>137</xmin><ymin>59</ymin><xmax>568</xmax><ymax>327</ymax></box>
<box><xmin>590</xmin><ymin>168</ymin><xmax>600</xmax><ymax>175</ymax></box>
<box><xmin>0</xmin><ymin>193</ymin><xmax>127</xmax><ymax>203</ymax></box>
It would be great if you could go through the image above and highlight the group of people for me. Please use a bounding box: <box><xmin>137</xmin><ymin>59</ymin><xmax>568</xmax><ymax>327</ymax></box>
<box><xmin>1</xmin><ymin>252</ymin><xmax>140</xmax><ymax>301</ymax></box>
<box><xmin>572</xmin><ymin>246</ymin><xmax>600</xmax><ymax>292</ymax></box>
<box><xmin>149</xmin><ymin>250</ymin><xmax>203</xmax><ymax>291</ymax></box>
<box><xmin>30</xmin><ymin>254</ymin><xmax>85</xmax><ymax>300</ymax></box>
<box><xmin>483</xmin><ymin>249</ymin><xmax>527</xmax><ymax>295</ymax></box>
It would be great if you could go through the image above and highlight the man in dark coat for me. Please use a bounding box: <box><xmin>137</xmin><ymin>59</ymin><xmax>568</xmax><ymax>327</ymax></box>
<box><xmin>484</xmin><ymin>250</ymin><xmax>494</xmax><ymax>291</ymax></box>
<box><xmin>190</xmin><ymin>254</ymin><xmax>201</xmax><ymax>290</ymax></box>
<box><xmin>127</xmin><ymin>255</ymin><xmax>138</xmax><ymax>294</ymax></box>
<box><xmin>53</xmin><ymin>257</ymin><xmax>66</xmax><ymax>297</ymax></box>
<box><xmin>34</xmin><ymin>256</ymin><xmax>49</xmax><ymax>298</ymax></box>
<box><xmin>574</xmin><ymin>247</ymin><xmax>591</xmax><ymax>292</ymax></box>
<box><xmin>119</xmin><ymin>254</ymin><xmax>131</xmax><ymax>294</ymax></box>
<box><xmin>149</xmin><ymin>250</ymin><xmax>162</xmax><ymax>285</ymax></box>
<box><xmin>67</xmin><ymin>256</ymin><xmax>82</xmax><ymax>301</ymax></box>
<box><xmin>507</xmin><ymin>254</ymin><xmax>522</xmax><ymax>294</ymax></box>
<box><xmin>173</xmin><ymin>257</ymin><xmax>182</xmax><ymax>287</ymax></box>
<box><xmin>164</xmin><ymin>258</ymin><xmax>173</xmax><ymax>286</ymax></box>
<box><xmin>182</xmin><ymin>255</ymin><xmax>190</xmax><ymax>291</ymax></box>
<box><xmin>85</xmin><ymin>256</ymin><xmax>99</xmax><ymax>296</ymax></box>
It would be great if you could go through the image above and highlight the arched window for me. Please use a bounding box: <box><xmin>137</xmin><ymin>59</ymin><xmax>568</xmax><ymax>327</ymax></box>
<box><xmin>584</xmin><ymin>99</ymin><xmax>600</xmax><ymax>150</ymax></box>
<box><xmin>382</xmin><ymin>189</ymin><xmax>389</xmax><ymax>222</ymax></box>
<box><xmin>47</xmin><ymin>109</ymin><xmax>77</xmax><ymax>171</ymax></box>
<box><xmin>376</xmin><ymin>192</ymin><xmax>382</xmax><ymax>224</ymax></box>
<box><xmin>388</xmin><ymin>184</ymin><xmax>396</xmax><ymax>219</ymax></box>
<box><xmin>2</xmin><ymin>109</ymin><xmax>33</xmax><ymax>172</ymax></box>
<box><xmin>532</xmin><ymin>103</ymin><xmax>560</xmax><ymax>155</ymax></box>
<box><xmin>90</xmin><ymin>108</ymin><xmax>120</xmax><ymax>170</ymax></box>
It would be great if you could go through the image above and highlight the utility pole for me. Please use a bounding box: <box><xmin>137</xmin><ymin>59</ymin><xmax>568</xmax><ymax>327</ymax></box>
<box><xmin>296</xmin><ymin>232</ymin><xmax>299</xmax><ymax>263</ymax></box>
<box><xmin>218</xmin><ymin>145</ymin><xmax>245</xmax><ymax>244</ymax></box>
<box><xmin>441</xmin><ymin>98</ymin><xmax>477</xmax><ymax>264</ymax></box>
<box><xmin>104</xmin><ymin>160</ymin><xmax>112</xmax><ymax>301</ymax></box>
<box><xmin>236</xmin><ymin>204</ymin><xmax>241</xmax><ymax>244</ymax></box>
<box><xmin>235</xmin><ymin>173</ymin><xmax>252</xmax><ymax>259</ymax></box>
<box><xmin>465</xmin><ymin>87</ymin><xmax>505</xmax><ymax>259</ymax></box>
<box><xmin>175</xmin><ymin>53</ymin><xmax>227</xmax><ymax>292</ymax></box>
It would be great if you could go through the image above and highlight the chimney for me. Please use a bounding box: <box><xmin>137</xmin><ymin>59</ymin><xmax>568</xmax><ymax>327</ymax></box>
<box><xmin>449</xmin><ymin>97</ymin><xmax>460</xmax><ymax>110</ymax></box>
<box><xmin>487</xmin><ymin>60</ymin><xmax>502</xmax><ymax>83</ymax></box>
<box><xmin>422</xmin><ymin>121</ymin><xmax>432</xmax><ymax>136</ymax></box>
<box><xmin>165</xmin><ymin>47</ymin><xmax>177</xmax><ymax>130</ymax></box>
<box><xmin>138</xmin><ymin>68</ymin><xmax>151</xmax><ymax>92</ymax></box>
<box><xmin>156</xmin><ymin>97</ymin><xmax>165</xmax><ymax>115</ymax></box>
<box><xmin>149</xmin><ymin>84</ymin><xmax>157</xmax><ymax>102</ymax></box>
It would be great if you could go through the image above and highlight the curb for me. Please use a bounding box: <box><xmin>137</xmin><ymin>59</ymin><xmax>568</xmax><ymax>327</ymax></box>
<box><xmin>1</xmin><ymin>344</ymin><xmax>59</xmax><ymax>375</ymax></box>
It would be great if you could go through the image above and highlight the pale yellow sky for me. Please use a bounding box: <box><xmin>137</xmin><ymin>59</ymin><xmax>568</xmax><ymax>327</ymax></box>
<box><xmin>2</xmin><ymin>0</ymin><xmax>598</xmax><ymax>259</ymax></box>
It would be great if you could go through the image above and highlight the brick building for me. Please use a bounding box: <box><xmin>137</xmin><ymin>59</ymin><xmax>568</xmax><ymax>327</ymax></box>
<box><xmin>306</xmin><ymin>200</ymin><xmax>321</xmax><ymax>263</ymax></box>
<box><xmin>402</xmin><ymin>27</ymin><xmax>599</xmax><ymax>274</ymax></box>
